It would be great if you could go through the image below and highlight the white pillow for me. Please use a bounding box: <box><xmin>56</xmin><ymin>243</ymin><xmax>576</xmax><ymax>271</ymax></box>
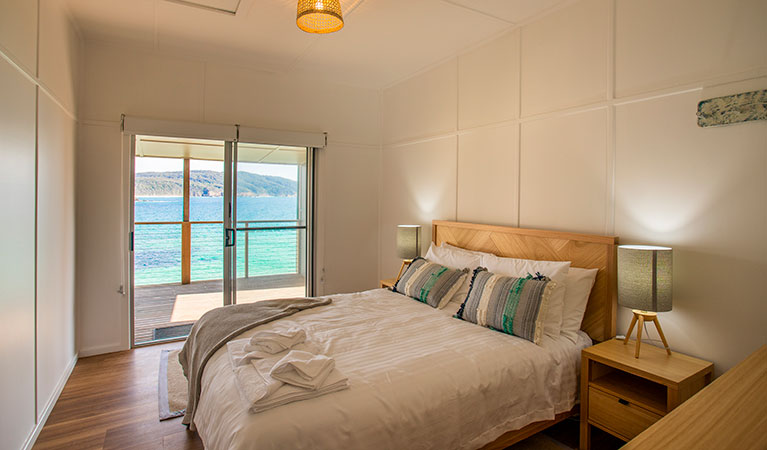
<box><xmin>560</xmin><ymin>267</ymin><xmax>598</xmax><ymax>343</ymax></box>
<box><xmin>425</xmin><ymin>243</ymin><xmax>482</xmax><ymax>307</ymax></box>
<box><xmin>441</xmin><ymin>242</ymin><xmax>492</xmax><ymax>259</ymax></box>
<box><xmin>481</xmin><ymin>254</ymin><xmax>571</xmax><ymax>338</ymax></box>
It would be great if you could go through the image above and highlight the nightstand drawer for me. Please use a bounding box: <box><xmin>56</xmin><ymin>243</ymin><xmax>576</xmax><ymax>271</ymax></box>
<box><xmin>589</xmin><ymin>387</ymin><xmax>662</xmax><ymax>440</ymax></box>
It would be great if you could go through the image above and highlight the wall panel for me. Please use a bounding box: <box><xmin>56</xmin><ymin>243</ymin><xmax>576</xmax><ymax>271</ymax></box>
<box><xmin>383</xmin><ymin>61</ymin><xmax>457</xmax><ymax>144</ymax></box>
<box><xmin>76</xmin><ymin>124</ymin><xmax>128</xmax><ymax>354</ymax></box>
<box><xmin>457</xmin><ymin>124</ymin><xmax>519</xmax><ymax>226</ymax></box>
<box><xmin>0</xmin><ymin>0</ymin><xmax>37</xmax><ymax>75</ymax></box>
<box><xmin>81</xmin><ymin>43</ymin><xmax>205</xmax><ymax>123</ymax></box>
<box><xmin>204</xmin><ymin>65</ymin><xmax>380</xmax><ymax>145</ymax></box>
<box><xmin>615</xmin><ymin>0</ymin><xmax>767</xmax><ymax>97</ymax></box>
<box><xmin>0</xmin><ymin>56</ymin><xmax>37</xmax><ymax>450</ymax></box>
<box><xmin>458</xmin><ymin>30</ymin><xmax>520</xmax><ymax>129</ymax></box>
<box><xmin>380</xmin><ymin>137</ymin><xmax>457</xmax><ymax>277</ymax></box>
<box><xmin>519</xmin><ymin>109</ymin><xmax>609</xmax><ymax>234</ymax></box>
<box><xmin>520</xmin><ymin>0</ymin><xmax>610</xmax><ymax>116</ymax></box>
<box><xmin>38</xmin><ymin>0</ymin><xmax>81</xmax><ymax>116</ymax></box>
<box><xmin>36</xmin><ymin>93</ymin><xmax>77</xmax><ymax>417</ymax></box>
<box><xmin>319</xmin><ymin>144</ymin><xmax>380</xmax><ymax>294</ymax></box>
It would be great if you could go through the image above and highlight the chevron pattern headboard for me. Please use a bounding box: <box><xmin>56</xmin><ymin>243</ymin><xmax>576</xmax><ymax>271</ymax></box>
<box><xmin>432</xmin><ymin>220</ymin><xmax>618</xmax><ymax>342</ymax></box>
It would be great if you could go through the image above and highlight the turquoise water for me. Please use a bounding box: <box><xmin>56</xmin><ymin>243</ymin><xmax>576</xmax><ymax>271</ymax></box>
<box><xmin>134</xmin><ymin>196</ymin><xmax>301</xmax><ymax>285</ymax></box>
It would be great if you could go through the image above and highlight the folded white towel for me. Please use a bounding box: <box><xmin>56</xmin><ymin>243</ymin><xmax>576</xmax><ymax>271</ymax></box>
<box><xmin>245</xmin><ymin>327</ymin><xmax>306</xmax><ymax>354</ymax></box>
<box><xmin>226</xmin><ymin>338</ymin><xmax>349</xmax><ymax>414</ymax></box>
<box><xmin>230</xmin><ymin>349</ymin><xmax>272</xmax><ymax>367</ymax></box>
<box><xmin>270</xmin><ymin>350</ymin><xmax>335</xmax><ymax>390</ymax></box>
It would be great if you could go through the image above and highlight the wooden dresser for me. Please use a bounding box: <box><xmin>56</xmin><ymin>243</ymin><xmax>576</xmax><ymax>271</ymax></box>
<box><xmin>580</xmin><ymin>339</ymin><xmax>713</xmax><ymax>449</ymax></box>
<box><xmin>623</xmin><ymin>345</ymin><xmax>767</xmax><ymax>450</ymax></box>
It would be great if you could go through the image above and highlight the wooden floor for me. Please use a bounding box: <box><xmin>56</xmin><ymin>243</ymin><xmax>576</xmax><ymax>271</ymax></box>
<box><xmin>134</xmin><ymin>273</ymin><xmax>305</xmax><ymax>344</ymax></box>
<box><xmin>33</xmin><ymin>343</ymin><xmax>203</xmax><ymax>450</ymax></box>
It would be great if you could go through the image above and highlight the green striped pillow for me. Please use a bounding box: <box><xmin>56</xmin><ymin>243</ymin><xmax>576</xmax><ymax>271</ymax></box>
<box><xmin>393</xmin><ymin>257</ymin><xmax>469</xmax><ymax>309</ymax></box>
<box><xmin>456</xmin><ymin>268</ymin><xmax>555</xmax><ymax>345</ymax></box>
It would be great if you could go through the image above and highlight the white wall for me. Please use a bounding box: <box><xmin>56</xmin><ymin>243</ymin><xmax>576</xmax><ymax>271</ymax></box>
<box><xmin>0</xmin><ymin>1</ymin><xmax>80</xmax><ymax>448</ymax></box>
<box><xmin>76</xmin><ymin>41</ymin><xmax>381</xmax><ymax>356</ymax></box>
<box><xmin>381</xmin><ymin>0</ymin><xmax>767</xmax><ymax>374</ymax></box>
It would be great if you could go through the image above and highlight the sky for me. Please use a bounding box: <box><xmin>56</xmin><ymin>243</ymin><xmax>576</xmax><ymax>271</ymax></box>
<box><xmin>134</xmin><ymin>157</ymin><xmax>298</xmax><ymax>180</ymax></box>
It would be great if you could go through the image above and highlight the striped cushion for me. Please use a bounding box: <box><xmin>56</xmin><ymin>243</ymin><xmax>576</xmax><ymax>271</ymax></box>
<box><xmin>394</xmin><ymin>257</ymin><xmax>469</xmax><ymax>309</ymax></box>
<box><xmin>456</xmin><ymin>268</ymin><xmax>555</xmax><ymax>345</ymax></box>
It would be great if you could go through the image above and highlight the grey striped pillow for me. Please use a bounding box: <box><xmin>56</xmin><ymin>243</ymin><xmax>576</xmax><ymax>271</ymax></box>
<box><xmin>393</xmin><ymin>257</ymin><xmax>469</xmax><ymax>309</ymax></box>
<box><xmin>456</xmin><ymin>268</ymin><xmax>555</xmax><ymax>345</ymax></box>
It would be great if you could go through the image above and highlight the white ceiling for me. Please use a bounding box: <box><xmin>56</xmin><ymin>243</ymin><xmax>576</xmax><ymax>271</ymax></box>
<box><xmin>64</xmin><ymin>0</ymin><xmax>567</xmax><ymax>89</ymax></box>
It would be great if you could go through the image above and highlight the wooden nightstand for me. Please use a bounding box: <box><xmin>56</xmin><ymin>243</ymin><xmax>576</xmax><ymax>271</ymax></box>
<box><xmin>380</xmin><ymin>278</ymin><xmax>397</xmax><ymax>289</ymax></box>
<box><xmin>580</xmin><ymin>338</ymin><xmax>713</xmax><ymax>449</ymax></box>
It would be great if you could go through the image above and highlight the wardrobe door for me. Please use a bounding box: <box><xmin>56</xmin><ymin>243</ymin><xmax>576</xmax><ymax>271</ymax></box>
<box><xmin>0</xmin><ymin>57</ymin><xmax>37</xmax><ymax>449</ymax></box>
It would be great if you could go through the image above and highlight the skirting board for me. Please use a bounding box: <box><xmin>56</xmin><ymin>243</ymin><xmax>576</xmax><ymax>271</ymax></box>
<box><xmin>78</xmin><ymin>342</ymin><xmax>128</xmax><ymax>357</ymax></box>
<box><xmin>22</xmin><ymin>352</ymin><xmax>79</xmax><ymax>450</ymax></box>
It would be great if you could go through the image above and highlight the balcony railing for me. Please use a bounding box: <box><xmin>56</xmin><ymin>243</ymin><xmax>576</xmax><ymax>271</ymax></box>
<box><xmin>133</xmin><ymin>219</ymin><xmax>302</xmax><ymax>286</ymax></box>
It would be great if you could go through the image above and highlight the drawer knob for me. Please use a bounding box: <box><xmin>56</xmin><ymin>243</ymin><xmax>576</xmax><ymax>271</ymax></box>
<box><xmin>618</xmin><ymin>398</ymin><xmax>629</xmax><ymax>406</ymax></box>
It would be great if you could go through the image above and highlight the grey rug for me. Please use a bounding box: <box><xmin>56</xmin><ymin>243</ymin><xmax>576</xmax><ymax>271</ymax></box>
<box><xmin>153</xmin><ymin>323</ymin><xmax>194</xmax><ymax>341</ymax></box>
<box><xmin>158</xmin><ymin>349</ymin><xmax>188</xmax><ymax>420</ymax></box>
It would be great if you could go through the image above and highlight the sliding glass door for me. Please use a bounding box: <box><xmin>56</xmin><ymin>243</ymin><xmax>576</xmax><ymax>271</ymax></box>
<box><xmin>130</xmin><ymin>136</ymin><xmax>313</xmax><ymax>346</ymax></box>
<box><xmin>228</xmin><ymin>142</ymin><xmax>312</xmax><ymax>305</ymax></box>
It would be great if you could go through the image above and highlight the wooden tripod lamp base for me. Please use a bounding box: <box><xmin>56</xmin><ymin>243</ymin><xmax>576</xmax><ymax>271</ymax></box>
<box><xmin>624</xmin><ymin>310</ymin><xmax>672</xmax><ymax>358</ymax></box>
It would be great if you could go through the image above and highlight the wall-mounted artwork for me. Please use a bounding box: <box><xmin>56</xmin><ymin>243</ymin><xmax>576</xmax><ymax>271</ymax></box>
<box><xmin>697</xmin><ymin>89</ymin><xmax>766</xmax><ymax>127</ymax></box>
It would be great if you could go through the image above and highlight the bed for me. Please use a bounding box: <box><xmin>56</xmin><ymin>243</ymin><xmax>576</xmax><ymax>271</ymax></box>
<box><xmin>192</xmin><ymin>221</ymin><xmax>618</xmax><ymax>449</ymax></box>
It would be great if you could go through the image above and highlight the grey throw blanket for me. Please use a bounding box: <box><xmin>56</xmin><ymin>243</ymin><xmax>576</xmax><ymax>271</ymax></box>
<box><xmin>178</xmin><ymin>297</ymin><xmax>332</xmax><ymax>430</ymax></box>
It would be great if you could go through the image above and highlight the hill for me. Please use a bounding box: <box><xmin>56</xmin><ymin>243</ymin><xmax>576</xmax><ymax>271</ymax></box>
<box><xmin>135</xmin><ymin>170</ymin><xmax>296</xmax><ymax>197</ymax></box>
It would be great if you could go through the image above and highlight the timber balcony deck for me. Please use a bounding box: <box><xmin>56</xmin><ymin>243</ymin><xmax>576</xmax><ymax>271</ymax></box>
<box><xmin>133</xmin><ymin>273</ymin><xmax>306</xmax><ymax>344</ymax></box>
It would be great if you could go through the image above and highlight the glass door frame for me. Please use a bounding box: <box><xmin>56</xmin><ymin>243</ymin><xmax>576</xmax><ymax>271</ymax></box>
<box><xmin>127</xmin><ymin>136</ymin><xmax>316</xmax><ymax>347</ymax></box>
<box><xmin>225</xmin><ymin>142</ymin><xmax>316</xmax><ymax>304</ymax></box>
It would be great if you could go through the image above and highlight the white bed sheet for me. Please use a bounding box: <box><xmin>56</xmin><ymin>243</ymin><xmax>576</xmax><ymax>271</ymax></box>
<box><xmin>194</xmin><ymin>288</ymin><xmax>592</xmax><ymax>450</ymax></box>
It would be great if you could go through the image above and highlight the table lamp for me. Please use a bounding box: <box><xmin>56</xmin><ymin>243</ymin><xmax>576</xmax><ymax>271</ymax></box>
<box><xmin>618</xmin><ymin>245</ymin><xmax>673</xmax><ymax>358</ymax></box>
<box><xmin>396</xmin><ymin>225</ymin><xmax>421</xmax><ymax>281</ymax></box>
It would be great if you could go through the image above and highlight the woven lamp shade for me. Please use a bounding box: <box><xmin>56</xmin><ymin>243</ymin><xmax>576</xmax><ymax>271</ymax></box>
<box><xmin>396</xmin><ymin>225</ymin><xmax>421</xmax><ymax>260</ymax></box>
<box><xmin>618</xmin><ymin>245</ymin><xmax>673</xmax><ymax>312</ymax></box>
<box><xmin>296</xmin><ymin>0</ymin><xmax>344</xmax><ymax>34</ymax></box>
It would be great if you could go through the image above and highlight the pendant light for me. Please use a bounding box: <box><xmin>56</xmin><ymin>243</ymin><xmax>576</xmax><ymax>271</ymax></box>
<box><xmin>296</xmin><ymin>0</ymin><xmax>344</xmax><ymax>34</ymax></box>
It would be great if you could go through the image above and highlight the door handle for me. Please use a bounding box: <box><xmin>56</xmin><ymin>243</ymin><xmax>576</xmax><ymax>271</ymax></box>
<box><xmin>618</xmin><ymin>399</ymin><xmax>629</xmax><ymax>406</ymax></box>
<box><xmin>225</xmin><ymin>228</ymin><xmax>236</xmax><ymax>247</ymax></box>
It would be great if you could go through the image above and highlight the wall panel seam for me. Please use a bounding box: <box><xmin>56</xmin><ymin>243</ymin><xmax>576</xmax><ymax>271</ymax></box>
<box><xmin>383</xmin><ymin>68</ymin><xmax>761</xmax><ymax>149</ymax></box>
<box><xmin>605</xmin><ymin>0</ymin><xmax>616</xmax><ymax>235</ymax></box>
<box><xmin>455</xmin><ymin>60</ymin><xmax>459</xmax><ymax>220</ymax></box>
<box><xmin>516</xmin><ymin>122</ymin><xmax>521</xmax><ymax>228</ymax></box>
<box><xmin>0</xmin><ymin>48</ymin><xmax>78</xmax><ymax>122</ymax></box>
<box><xmin>34</xmin><ymin>85</ymin><xmax>39</xmax><ymax>426</ymax></box>
<box><xmin>607</xmin><ymin>0</ymin><xmax>615</xmax><ymax>102</ymax></box>
<box><xmin>516</xmin><ymin>25</ymin><xmax>523</xmax><ymax>227</ymax></box>
<box><xmin>377</xmin><ymin>89</ymin><xmax>383</xmax><ymax>279</ymax></box>
<box><xmin>35</xmin><ymin>0</ymin><xmax>40</xmax><ymax>78</ymax></box>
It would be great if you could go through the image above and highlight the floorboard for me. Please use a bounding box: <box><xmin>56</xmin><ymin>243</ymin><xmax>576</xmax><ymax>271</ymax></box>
<box><xmin>33</xmin><ymin>343</ymin><xmax>203</xmax><ymax>450</ymax></box>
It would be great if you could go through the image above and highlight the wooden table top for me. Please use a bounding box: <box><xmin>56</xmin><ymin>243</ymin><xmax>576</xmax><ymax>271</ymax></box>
<box><xmin>622</xmin><ymin>345</ymin><xmax>767</xmax><ymax>450</ymax></box>
<box><xmin>583</xmin><ymin>338</ymin><xmax>713</xmax><ymax>386</ymax></box>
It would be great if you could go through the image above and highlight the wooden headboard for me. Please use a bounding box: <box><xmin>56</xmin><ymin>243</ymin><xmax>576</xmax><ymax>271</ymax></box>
<box><xmin>432</xmin><ymin>220</ymin><xmax>618</xmax><ymax>342</ymax></box>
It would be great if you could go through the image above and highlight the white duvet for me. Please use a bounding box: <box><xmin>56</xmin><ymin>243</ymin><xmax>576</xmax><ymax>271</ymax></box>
<box><xmin>194</xmin><ymin>288</ymin><xmax>591</xmax><ymax>450</ymax></box>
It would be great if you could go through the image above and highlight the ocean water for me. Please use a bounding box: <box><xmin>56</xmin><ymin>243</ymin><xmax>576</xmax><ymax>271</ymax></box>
<box><xmin>134</xmin><ymin>196</ymin><xmax>301</xmax><ymax>285</ymax></box>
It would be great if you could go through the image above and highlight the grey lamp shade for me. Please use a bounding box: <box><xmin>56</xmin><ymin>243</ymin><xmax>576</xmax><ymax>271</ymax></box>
<box><xmin>396</xmin><ymin>225</ymin><xmax>421</xmax><ymax>260</ymax></box>
<box><xmin>618</xmin><ymin>245</ymin><xmax>673</xmax><ymax>312</ymax></box>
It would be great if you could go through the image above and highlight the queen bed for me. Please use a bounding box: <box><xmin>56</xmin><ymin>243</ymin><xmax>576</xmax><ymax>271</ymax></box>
<box><xmin>190</xmin><ymin>221</ymin><xmax>618</xmax><ymax>449</ymax></box>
